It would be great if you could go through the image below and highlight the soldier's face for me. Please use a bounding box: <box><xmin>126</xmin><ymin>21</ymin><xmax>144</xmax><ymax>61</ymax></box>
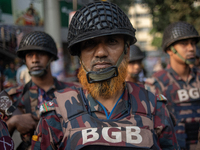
<box><xmin>127</xmin><ymin>60</ymin><xmax>142</xmax><ymax>76</ymax></box>
<box><xmin>170</xmin><ymin>39</ymin><xmax>196</xmax><ymax>63</ymax></box>
<box><xmin>80</xmin><ymin>35</ymin><xmax>126</xmax><ymax>71</ymax></box>
<box><xmin>25</xmin><ymin>51</ymin><xmax>51</xmax><ymax>72</ymax></box>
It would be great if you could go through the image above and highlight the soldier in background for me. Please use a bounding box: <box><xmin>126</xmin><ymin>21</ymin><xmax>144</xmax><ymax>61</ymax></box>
<box><xmin>145</xmin><ymin>21</ymin><xmax>200</xmax><ymax>150</ymax></box>
<box><xmin>190</xmin><ymin>46</ymin><xmax>200</xmax><ymax>69</ymax></box>
<box><xmin>5</xmin><ymin>31</ymin><xmax>79</xmax><ymax>150</ymax></box>
<box><xmin>32</xmin><ymin>1</ymin><xmax>179</xmax><ymax>149</ymax></box>
<box><xmin>125</xmin><ymin>45</ymin><xmax>146</xmax><ymax>84</ymax></box>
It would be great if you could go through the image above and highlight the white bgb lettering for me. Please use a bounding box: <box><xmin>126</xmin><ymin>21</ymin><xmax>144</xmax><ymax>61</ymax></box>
<box><xmin>82</xmin><ymin>126</ymin><xmax>142</xmax><ymax>144</ymax></box>
<box><xmin>177</xmin><ymin>88</ymin><xmax>200</xmax><ymax>102</ymax></box>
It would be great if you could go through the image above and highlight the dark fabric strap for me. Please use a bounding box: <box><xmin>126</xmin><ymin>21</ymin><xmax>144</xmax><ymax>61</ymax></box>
<box><xmin>7</xmin><ymin>80</ymin><xmax>32</xmax><ymax>114</ymax></box>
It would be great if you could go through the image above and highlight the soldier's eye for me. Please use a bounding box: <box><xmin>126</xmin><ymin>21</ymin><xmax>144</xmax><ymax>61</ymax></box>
<box><xmin>81</xmin><ymin>40</ymin><xmax>95</xmax><ymax>49</ymax></box>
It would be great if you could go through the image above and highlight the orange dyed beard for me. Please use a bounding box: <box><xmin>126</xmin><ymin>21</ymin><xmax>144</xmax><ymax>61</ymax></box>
<box><xmin>78</xmin><ymin>58</ymin><xmax>128</xmax><ymax>99</ymax></box>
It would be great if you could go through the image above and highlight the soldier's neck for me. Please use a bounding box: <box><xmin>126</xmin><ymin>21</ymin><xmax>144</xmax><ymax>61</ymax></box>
<box><xmin>31</xmin><ymin>72</ymin><xmax>54</xmax><ymax>92</ymax></box>
<box><xmin>170</xmin><ymin>60</ymin><xmax>190</xmax><ymax>82</ymax></box>
<box><xmin>96</xmin><ymin>88</ymin><xmax>124</xmax><ymax>112</ymax></box>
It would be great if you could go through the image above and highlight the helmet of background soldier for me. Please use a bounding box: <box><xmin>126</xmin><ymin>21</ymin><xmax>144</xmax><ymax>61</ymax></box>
<box><xmin>196</xmin><ymin>46</ymin><xmax>200</xmax><ymax>58</ymax></box>
<box><xmin>17</xmin><ymin>31</ymin><xmax>58</xmax><ymax>60</ymax></box>
<box><xmin>129</xmin><ymin>45</ymin><xmax>145</xmax><ymax>62</ymax></box>
<box><xmin>162</xmin><ymin>21</ymin><xmax>200</xmax><ymax>52</ymax></box>
<box><xmin>67</xmin><ymin>1</ymin><xmax>137</xmax><ymax>56</ymax></box>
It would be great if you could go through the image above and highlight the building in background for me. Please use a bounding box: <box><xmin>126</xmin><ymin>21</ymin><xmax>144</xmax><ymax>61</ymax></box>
<box><xmin>128</xmin><ymin>1</ymin><xmax>156</xmax><ymax>51</ymax></box>
<box><xmin>0</xmin><ymin>0</ymin><xmax>96</xmax><ymax>82</ymax></box>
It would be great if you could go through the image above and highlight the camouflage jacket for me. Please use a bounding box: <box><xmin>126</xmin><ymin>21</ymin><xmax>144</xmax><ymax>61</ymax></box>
<box><xmin>0</xmin><ymin>113</ymin><xmax>14</xmax><ymax>149</ymax></box>
<box><xmin>145</xmin><ymin>64</ymin><xmax>200</xmax><ymax>148</ymax></box>
<box><xmin>32</xmin><ymin>82</ymin><xmax>179</xmax><ymax>150</ymax></box>
<box><xmin>5</xmin><ymin>78</ymin><xmax>80</xmax><ymax>117</ymax></box>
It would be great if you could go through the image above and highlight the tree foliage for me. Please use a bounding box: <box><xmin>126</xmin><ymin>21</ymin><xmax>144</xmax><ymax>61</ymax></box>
<box><xmin>109</xmin><ymin>0</ymin><xmax>133</xmax><ymax>14</ymax></box>
<box><xmin>141</xmin><ymin>0</ymin><xmax>200</xmax><ymax>48</ymax></box>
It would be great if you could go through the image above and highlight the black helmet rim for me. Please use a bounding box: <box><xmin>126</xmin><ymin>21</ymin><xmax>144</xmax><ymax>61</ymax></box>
<box><xmin>67</xmin><ymin>1</ymin><xmax>136</xmax><ymax>56</ymax></box>
<box><xmin>163</xmin><ymin>35</ymin><xmax>200</xmax><ymax>52</ymax></box>
<box><xmin>69</xmin><ymin>29</ymin><xmax>137</xmax><ymax>56</ymax></box>
<box><xmin>17</xmin><ymin>46</ymin><xmax>58</xmax><ymax>60</ymax></box>
<box><xmin>17</xmin><ymin>31</ymin><xmax>58</xmax><ymax>60</ymax></box>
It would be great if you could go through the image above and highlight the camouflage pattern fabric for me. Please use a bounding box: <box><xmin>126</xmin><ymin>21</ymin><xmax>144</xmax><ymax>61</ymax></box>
<box><xmin>145</xmin><ymin>64</ymin><xmax>200</xmax><ymax>149</ymax></box>
<box><xmin>32</xmin><ymin>82</ymin><xmax>179</xmax><ymax>150</ymax></box>
<box><xmin>0</xmin><ymin>113</ymin><xmax>14</xmax><ymax>150</ymax></box>
<box><xmin>5</xmin><ymin>78</ymin><xmax>80</xmax><ymax>117</ymax></box>
<box><xmin>5</xmin><ymin>78</ymin><xmax>80</xmax><ymax>146</ymax></box>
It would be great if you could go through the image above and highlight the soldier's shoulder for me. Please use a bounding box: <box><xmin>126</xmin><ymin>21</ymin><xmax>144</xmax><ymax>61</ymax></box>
<box><xmin>65</xmin><ymin>82</ymin><xmax>81</xmax><ymax>88</ymax></box>
<box><xmin>152</xmin><ymin>69</ymin><xmax>168</xmax><ymax>78</ymax></box>
<box><xmin>39</xmin><ymin>100</ymin><xmax>56</xmax><ymax>115</ymax></box>
<box><xmin>5</xmin><ymin>85</ymin><xmax>24</xmax><ymax>96</ymax></box>
<box><xmin>145</xmin><ymin>77</ymin><xmax>156</xmax><ymax>85</ymax></box>
<box><xmin>156</xmin><ymin>94</ymin><xmax>167</xmax><ymax>103</ymax></box>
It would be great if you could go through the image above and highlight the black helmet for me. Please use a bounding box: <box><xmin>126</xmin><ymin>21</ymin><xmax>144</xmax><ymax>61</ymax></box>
<box><xmin>17</xmin><ymin>31</ymin><xmax>58</xmax><ymax>60</ymax></box>
<box><xmin>162</xmin><ymin>21</ymin><xmax>200</xmax><ymax>52</ymax></box>
<box><xmin>67</xmin><ymin>1</ymin><xmax>137</xmax><ymax>56</ymax></box>
<box><xmin>129</xmin><ymin>45</ymin><xmax>145</xmax><ymax>62</ymax></box>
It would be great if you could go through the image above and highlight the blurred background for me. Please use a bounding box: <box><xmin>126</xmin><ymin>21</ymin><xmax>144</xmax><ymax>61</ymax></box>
<box><xmin>0</xmin><ymin>0</ymin><xmax>199</xmax><ymax>90</ymax></box>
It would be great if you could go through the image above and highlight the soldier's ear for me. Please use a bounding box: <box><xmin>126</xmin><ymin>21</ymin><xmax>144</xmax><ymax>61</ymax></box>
<box><xmin>166</xmin><ymin>48</ymin><xmax>173</xmax><ymax>56</ymax></box>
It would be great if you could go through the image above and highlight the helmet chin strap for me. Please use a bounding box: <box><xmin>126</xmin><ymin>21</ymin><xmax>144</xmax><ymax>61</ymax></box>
<box><xmin>170</xmin><ymin>46</ymin><xmax>196</xmax><ymax>65</ymax></box>
<box><xmin>29</xmin><ymin>57</ymin><xmax>53</xmax><ymax>77</ymax></box>
<box><xmin>80</xmin><ymin>43</ymin><xmax>128</xmax><ymax>83</ymax></box>
<box><xmin>130</xmin><ymin>73</ymin><xmax>139</xmax><ymax>78</ymax></box>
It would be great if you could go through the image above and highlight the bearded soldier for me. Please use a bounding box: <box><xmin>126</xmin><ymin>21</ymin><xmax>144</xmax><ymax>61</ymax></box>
<box><xmin>32</xmin><ymin>2</ymin><xmax>179</xmax><ymax>150</ymax></box>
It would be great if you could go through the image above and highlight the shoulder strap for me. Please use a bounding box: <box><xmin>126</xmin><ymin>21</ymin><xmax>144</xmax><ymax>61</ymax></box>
<box><xmin>23</xmin><ymin>80</ymin><xmax>32</xmax><ymax>113</ymax></box>
<box><xmin>7</xmin><ymin>80</ymin><xmax>32</xmax><ymax>115</ymax></box>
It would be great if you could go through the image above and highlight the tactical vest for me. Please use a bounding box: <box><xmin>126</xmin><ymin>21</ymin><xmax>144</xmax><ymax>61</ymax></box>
<box><xmin>153</xmin><ymin>69</ymin><xmax>200</xmax><ymax>146</ymax></box>
<box><xmin>53</xmin><ymin>83</ymin><xmax>159</xmax><ymax>150</ymax></box>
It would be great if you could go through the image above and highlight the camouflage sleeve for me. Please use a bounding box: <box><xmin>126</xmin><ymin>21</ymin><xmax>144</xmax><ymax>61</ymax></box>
<box><xmin>154</xmin><ymin>99</ymin><xmax>180</xmax><ymax>150</ymax></box>
<box><xmin>145</xmin><ymin>77</ymin><xmax>162</xmax><ymax>95</ymax></box>
<box><xmin>31</xmin><ymin>111</ymin><xmax>63</xmax><ymax>150</ymax></box>
<box><xmin>0</xmin><ymin>114</ymin><xmax>14</xmax><ymax>149</ymax></box>
<box><xmin>0</xmin><ymin>118</ymin><xmax>10</xmax><ymax>137</ymax></box>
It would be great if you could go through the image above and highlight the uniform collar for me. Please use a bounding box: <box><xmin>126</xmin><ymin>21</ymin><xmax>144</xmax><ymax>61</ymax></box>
<box><xmin>85</xmin><ymin>84</ymin><xmax>129</xmax><ymax>119</ymax></box>
<box><xmin>29</xmin><ymin>78</ymin><xmax>59</xmax><ymax>91</ymax></box>
<box><xmin>166</xmin><ymin>64</ymin><xmax>196</xmax><ymax>81</ymax></box>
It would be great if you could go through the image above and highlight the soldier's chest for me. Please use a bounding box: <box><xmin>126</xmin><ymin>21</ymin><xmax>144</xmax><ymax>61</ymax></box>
<box><xmin>163</xmin><ymin>80</ymin><xmax>200</xmax><ymax>103</ymax></box>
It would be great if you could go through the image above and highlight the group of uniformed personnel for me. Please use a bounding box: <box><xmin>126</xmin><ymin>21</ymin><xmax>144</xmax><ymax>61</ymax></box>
<box><xmin>0</xmin><ymin>1</ymin><xmax>200</xmax><ymax>150</ymax></box>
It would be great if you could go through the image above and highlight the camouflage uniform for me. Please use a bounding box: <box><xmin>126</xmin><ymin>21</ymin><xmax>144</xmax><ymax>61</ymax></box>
<box><xmin>0</xmin><ymin>113</ymin><xmax>14</xmax><ymax>150</ymax></box>
<box><xmin>5</xmin><ymin>78</ymin><xmax>79</xmax><ymax>117</ymax></box>
<box><xmin>5</xmin><ymin>78</ymin><xmax>79</xmax><ymax>148</ymax></box>
<box><xmin>32</xmin><ymin>82</ymin><xmax>179</xmax><ymax>150</ymax></box>
<box><xmin>145</xmin><ymin>64</ymin><xmax>200</xmax><ymax>149</ymax></box>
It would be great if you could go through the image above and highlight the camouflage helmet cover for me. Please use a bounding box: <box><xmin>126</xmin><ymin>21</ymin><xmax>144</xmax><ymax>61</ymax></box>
<box><xmin>162</xmin><ymin>21</ymin><xmax>200</xmax><ymax>52</ymax></box>
<box><xmin>67</xmin><ymin>1</ymin><xmax>137</xmax><ymax>56</ymax></box>
<box><xmin>17</xmin><ymin>31</ymin><xmax>58</xmax><ymax>60</ymax></box>
<box><xmin>129</xmin><ymin>45</ymin><xmax>145</xmax><ymax>62</ymax></box>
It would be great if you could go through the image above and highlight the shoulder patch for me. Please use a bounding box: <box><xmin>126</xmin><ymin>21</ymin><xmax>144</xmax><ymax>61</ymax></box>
<box><xmin>39</xmin><ymin>101</ymin><xmax>55</xmax><ymax>115</ymax></box>
<box><xmin>156</xmin><ymin>94</ymin><xmax>167</xmax><ymax>103</ymax></box>
<box><xmin>6</xmin><ymin>86</ymin><xmax>22</xmax><ymax>96</ymax></box>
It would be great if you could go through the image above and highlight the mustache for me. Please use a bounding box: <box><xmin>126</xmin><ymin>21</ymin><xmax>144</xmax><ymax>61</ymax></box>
<box><xmin>91</xmin><ymin>58</ymin><xmax>113</xmax><ymax>66</ymax></box>
<box><xmin>30</xmin><ymin>66</ymin><xmax>43</xmax><ymax>70</ymax></box>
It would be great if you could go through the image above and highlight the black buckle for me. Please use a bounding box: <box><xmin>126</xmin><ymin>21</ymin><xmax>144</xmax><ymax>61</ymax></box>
<box><xmin>86</xmin><ymin>66</ymin><xmax>118</xmax><ymax>83</ymax></box>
